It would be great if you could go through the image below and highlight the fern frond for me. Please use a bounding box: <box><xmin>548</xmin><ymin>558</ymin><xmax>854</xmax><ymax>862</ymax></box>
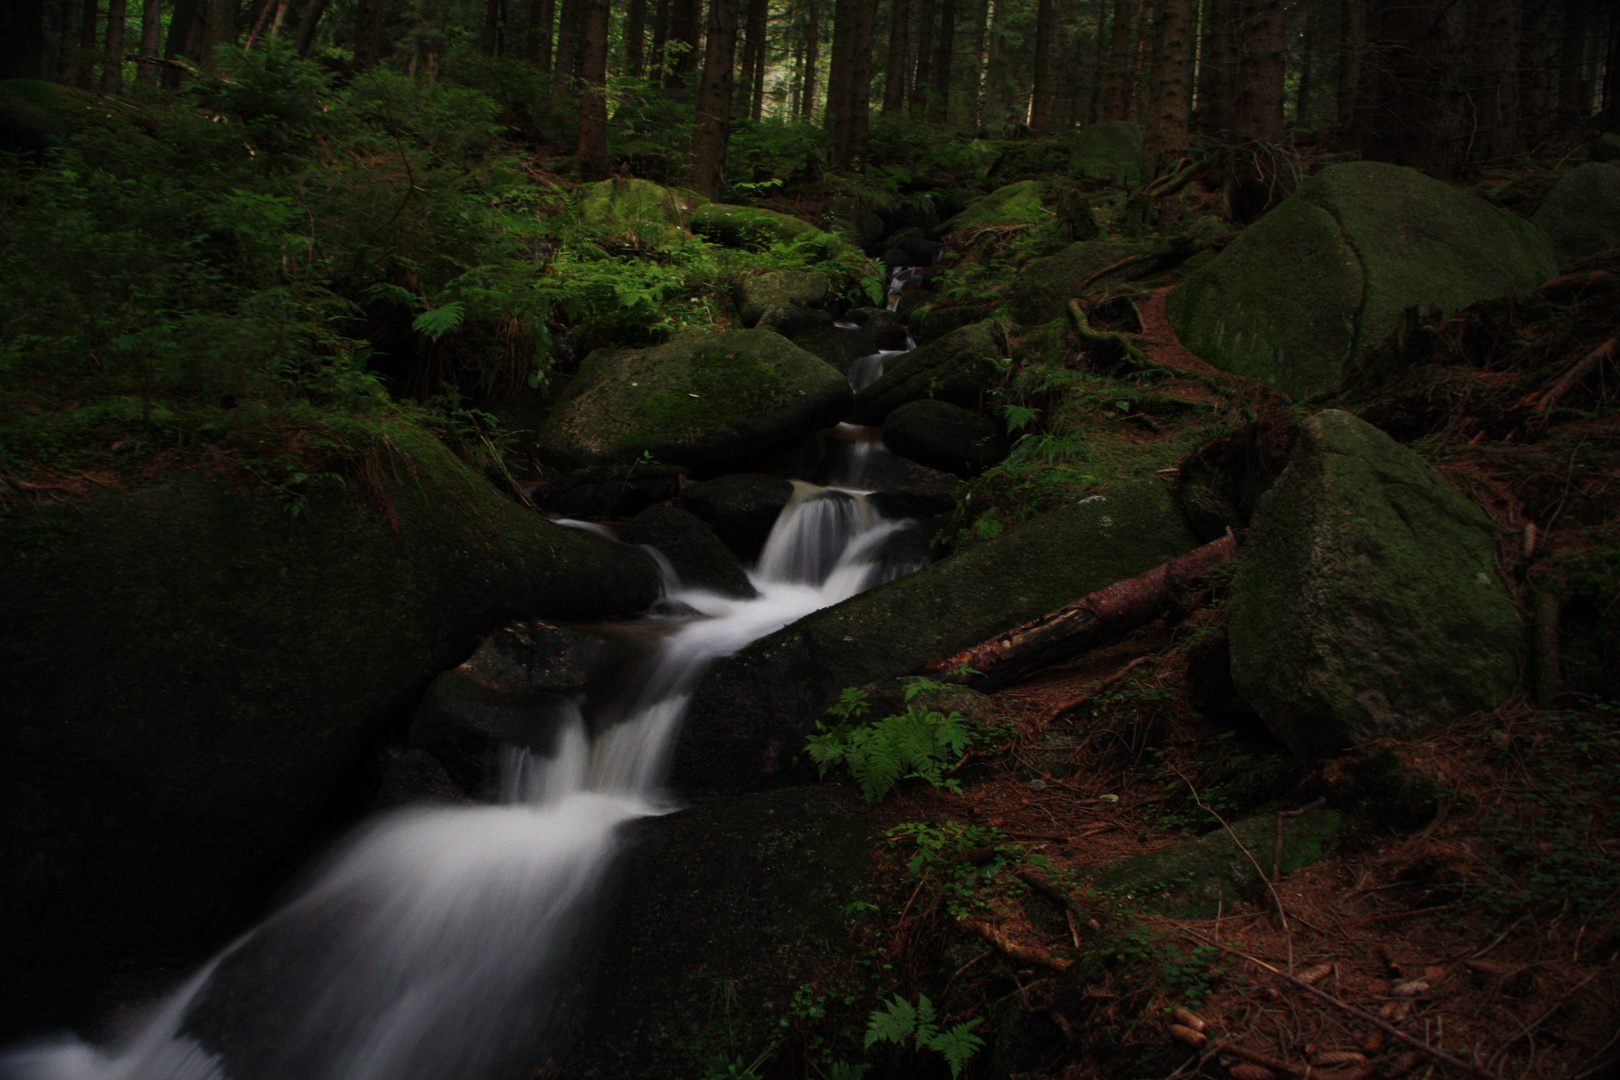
<box><xmin>412</xmin><ymin>301</ymin><xmax>465</xmax><ymax>341</ymax></box>
<box><xmin>864</xmin><ymin>995</ymin><xmax>917</xmax><ymax>1049</ymax></box>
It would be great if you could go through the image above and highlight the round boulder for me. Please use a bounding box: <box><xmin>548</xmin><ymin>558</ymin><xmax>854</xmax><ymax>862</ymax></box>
<box><xmin>1532</xmin><ymin>163</ymin><xmax>1620</xmax><ymax>269</ymax></box>
<box><xmin>619</xmin><ymin>503</ymin><xmax>758</xmax><ymax>598</ymax></box>
<box><xmin>680</xmin><ymin>473</ymin><xmax>797</xmax><ymax>563</ymax></box>
<box><xmin>851</xmin><ymin>320</ymin><xmax>1003</xmax><ymax>424</ymax></box>
<box><xmin>883</xmin><ymin>399</ymin><xmax>1008</xmax><ymax>478</ymax></box>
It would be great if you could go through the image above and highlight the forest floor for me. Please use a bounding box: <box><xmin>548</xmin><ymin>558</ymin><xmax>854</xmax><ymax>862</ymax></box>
<box><xmin>843</xmin><ymin>262</ymin><xmax>1620</xmax><ymax>1080</ymax></box>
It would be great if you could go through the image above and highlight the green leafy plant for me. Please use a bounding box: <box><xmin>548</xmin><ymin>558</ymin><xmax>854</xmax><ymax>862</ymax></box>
<box><xmin>805</xmin><ymin>686</ymin><xmax>977</xmax><ymax>802</ymax></box>
<box><xmin>885</xmin><ymin>819</ymin><xmax>1022</xmax><ymax>917</ymax></box>
<box><xmin>864</xmin><ymin>994</ymin><xmax>984</xmax><ymax>1079</ymax></box>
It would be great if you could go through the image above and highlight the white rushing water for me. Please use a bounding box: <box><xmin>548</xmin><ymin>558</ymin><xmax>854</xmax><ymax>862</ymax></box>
<box><xmin>0</xmin><ymin>480</ymin><xmax>912</xmax><ymax>1080</ymax></box>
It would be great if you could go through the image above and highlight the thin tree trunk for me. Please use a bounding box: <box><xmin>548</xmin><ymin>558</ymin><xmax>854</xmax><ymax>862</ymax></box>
<box><xmin>910</xmin><ymin>0</ymin><xmax>935</xmax><ymax>117</ymax></box>
<box><xmin>551</xmin><ymin>0</ymin><xmax>583</xmax><ymax>102</ymax></box>
<box><xmin>268</xmin><ymin>0</ymin><xmax>292</xmax><ymax>39</ymax></box>
<box><xmin>1029</xmin><ymin>0</ymin><xmax>1057</xmax><ymax>128</ymax></box>
<box><xmin>801</xmin><ymin>0</ymin><xmax>820</xmax><ymax>117</ymax></box>
<box><xmin>649</xmin><ymin>0</ymin><xmax>670</xmax><ymax>76</ymax></box>
<box><xmin>136</xmin><ymin>0</ymin><xmax>161</xmax><ymax>82</ymax></box>
<box><xmin>1468</xmin><ymin>0</ymin><xmax>1520</xmax><ymax>162</ymax></box>
<box><xmin>294</xmin><ymin>0</ymin><xmax>330</xmax><ymax>55</ymax></box>
<box><xmin>624</xmin><ymin>0</ymin><xmax>648</xmax><ymax>74</ymax></box>
<box><xmin>1335</xmin><ymin>0</ymin><xmax>1365</xmax><ymax>129</ymax></box>
<box><xmin>929</xmin><ymin>533</ymin><xmax>1243</xmax><ymax>690</ymax></box>
<box><xmin>102</xmin><ymin>0</ymin><xmax>126</xmax><ymax>89</ymax></box>
<box><xmin>244</xmin><ymin>0</ymin><xmax>276</xmax><ymax>51</ymax></box>
<box><xmin>1142</xmin><ymin>0</ymin><xmax>1193</xmax><ymax>179</ymax></box>
<box><xmin>576</xmin><ymin>0</ymin><xmax>610</xmax><ymax>177</ymax></box>
<box><xmin>60</xmin><ymin>0</ymin><xmax>85</xmax><ymax>83</ymax></box>
<box><xmin>1102</xmin><ymin>0</ymin><xmax>1133</xmax><ymax>119</ymax></box>
<box><xmin>77</xmin><ymin>0</ymin><xmax>101</xmax><ymax>88</ymax></box>
<box><xmin>529</xmin><ymin>0</ymin><xmax>556</xmax><ymax>71</ymax></box>
<box><xmin>690</xmin><ymin>0</ymin><xmax>740</xmax><ymax>196</ymax></box>
<box><xmin>481</xmin><ymin>0</ymin><xmax>505</xmax><ymax>55</ymax></box>
<box><xmin>969</xmin><ymin>0</ymin><xmax>992</xmax><ymax>128</ymax></box>
<box><xmin>353</xmin><ymin>0</ymin><xmax>393</xmax><ymax>68</ymax></box>
<box><xmin>665</xmin><ymin>0</ymin><xmax>700</xmax><ymax>87</ymax></box>
<box><xmin>740</xmin><ymin>0</ymin><xmax>768</xmax><ymax>117</ymax></box>
<box><xmin>1294</xmin><ymin>0</ymin><xmax>1315</xmax><ymax>128</ymax></box>
<box><xmin>928</xmin><ymin>0</ymin><xmax>956</xmax><ymax>121</ymax></box>
<box><xmin>881</xmin><ymin>0</ymin><xmax>912</xmax><ymax>114</ymax></box>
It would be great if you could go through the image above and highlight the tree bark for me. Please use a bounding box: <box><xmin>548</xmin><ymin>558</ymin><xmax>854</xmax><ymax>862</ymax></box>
<box><xmin>881</xmin><ymin>0</ymin><xmax>912</xmax><ymax>114</ymax></box>
<box><xmin>1231</xmin><ymin>0</ymin><xmax>1285</xmax><ymax>142</ymax></box>
<box><xmin>133</xmin><ymin>0</ymin><xmax>161</xmax><ymax>82</ymax></box>
<box><xmin>624</xmin><ymin>0</ymin><xmax>648</xmax><ymax>74</ymax></box>
<box><xmin>910</xmin><ymin>0</ymin><xmax>935</xmax><ymax>117</ymax></box>
<box><xmin>665</xmin><ymin>0</ymin><xmax>701</xmax><ymax>87</ymax></box>
<box><xmin>690</xmin><ymin>0</ymin><xmax>739</xmax><ymax>196</ymax></box>
<box><xmin>576</xmin><ymin>0</ymin><xmax>610</xmax><ymax>178</ymax></box>
<box><xmin>739</xmin><ymin>0</ymin><xmax>768</xmax><ymax>117</ymax></box>
<box><xmin>800</xmin><ymin>0</ymin><xmax>820</xmax><ymax>117</ymax></box>
<box><xmin>481</xmin><ymin>0</ymin><xmax>506</xmax><ymax>55</ymax></box>
<box><xmin>649</xmin><ymin>0</ymin><xmax>671</xmax><ymax>77</ymax></box>
<box><xmin>828</xmin><ymin>0</ymin><xmax>876</xmax><ymax>165</ymax></box>
<box><xmin>551</xmin><ymin>0</ymin><xmax>584</xmax><ymax>102</ymax></box>
<box><xmin>354</xmin><ymin>0</ymin><xmax>395</xmax><ymax>69</ymax></box>
<box><xmin>928</xmin><ymin>0</ymin><xmax>956</xmax><ymax>122</ymax></box>
<box><xmin>1029</xmin><ymin>0</ymin><xmax>1058</xmax><ymax>129</ymax></box>
<box><xmin>968</xmin><ymin>0</ymin><xmax>993</xmax><ymax>128</ymax></box>
<box><xmin>1350</xmin><ymin>0</ymin><xmax>1467</xmax><ymax>176</ymax></box>
<box><xmin>528</xmin><ymin>0</ymin><xmax>556</xmax><ymax>70</ymax></box>
<box><xmin>1142</xmin><ymin>0</ymin><xmax>1193</xmax><ymax>179</ymax></box>
<box><xmin>101</xmin><ymin>0</ymin><xmax>125</xmax><ymax>89</ymax></box>
<box><xmin>1335</xmin><ymin>0</ymin><xmax>1366</xmax><ymax>130</ymax></box>
<box><xmin>928</xmin><ymin>533</ymin><xmax>1243</xmax><ymax>690</ymax></box>
<box><xmin>1101</xmin><ymin>0</ymin><xmax>1134</xmax><ymax>119</ymax></box>
<box><xmin>293</xmin><ymin>0</ymin><xmax>330</xmax><ymax>55</ymax></box>
<box><xmin>1467</xmin><ymin>0</ymin><xmax>1520</xmax><ymax>162</ymax></box>
<box><xmin>76</xmin><ymin>0</ymin><xmax>100</xmax><ymax>87</ymax></box>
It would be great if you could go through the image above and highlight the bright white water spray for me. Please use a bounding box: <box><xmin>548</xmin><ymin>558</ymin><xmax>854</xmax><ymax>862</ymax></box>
<box><xmin>1</xmin><ymin>478</ymin><xmax>913</xmax><ymax>1080</ymax></box>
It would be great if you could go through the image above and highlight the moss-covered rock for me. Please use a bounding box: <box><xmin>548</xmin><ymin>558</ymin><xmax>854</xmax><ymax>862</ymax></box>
<box><xmin>690</xmin><ymin>203</ymin><xmax>821</xmax><ymax>249</ymax></box>
<box><xmin>1532</xmin><ymin>163</ymin><xmax>1620</xmax><ymax>269</ymax></box>
<box><xmin>675</xmin><ymin>480</ymin><xmax>1199</xmax><ymax>794</ymax></box>
<box><xmin>1068</xmin><ymin>121</ymin><xmax>1144</xmax><ymax>187</ymax></box>
<box><xmin>538</xmin><ymin>331</ymin><xmax>853</xmax><ymax>473</ymax></box>
<box><xmin>862</xmin><ymin>454</ymin><xmax>962</xmax><ymax>518</ymax></box>
<box><xmin>0</xmin><ymin>424</ymin><xmax>661</xmax><ymax>1033</ymax></box>
<box><xmin>576</xmin><ymin>177</ymin><xmax>706</xmax><ymax>243</ymax></box>
<box><xmin>1005</xmin><ymin>240</ymin><xmax>1154</xmax><ymax>328</ymax></box>
<box><xmin>882</xmin><ymin>399</ymin><xmax>1008</xmax><ymax>478</ymax></box>
<box><xmin>681</xmin><ymin>472</ymin><xmax>798</xmax><ymax>562</ymax></box>
<box><xmin>1087</xmin><ymin>808</ymin><xmax>1342</xmax><ymax>917</ymax></box>
<box><xmin>619</xmin><ymin>503</ymin><xmax>758</xmax><ymax>598</ymax></box>
<box><xmin>554</xmin><ymin>785</ymin><xmax>875</xmax><ymax>1078</ymax></box>
<box><xmin>533</xmin><ymin>462</ymin><xmax>689</xmax><ymax>520</ymax></box>
<box><xmin>1228</xmin><ymin>411</ymin><xmax>1522</xmax><ymax>757</ymax></box>
<box><xmin>850</xmin><ymin>320</ymin><xmax>1003</xmax><ymax>424</ymax></box>
<box><xmin>935</xmin><ymin>180</ymin><xmax>1050</xmax><ymax>237</ymax></box>
<box><xmin>735</xmin><ymin>270</ymin><xmax>832</xmax><ymax>327</ymax></box>
<box><xmin>1167</xmin><ymin>161</ymin><xmax>1558</xmax><ymax>399</ymax></box>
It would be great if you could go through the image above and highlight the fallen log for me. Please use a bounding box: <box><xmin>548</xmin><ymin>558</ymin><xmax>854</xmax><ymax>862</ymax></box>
<box><xmin>926</xmin><ymin>531</ymin><xmax>1243</xmax><ymax>691</ymax></box>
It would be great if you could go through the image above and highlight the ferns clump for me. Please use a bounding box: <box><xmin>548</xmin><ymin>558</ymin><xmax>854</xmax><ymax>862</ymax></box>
<box><xmin>805</xmin><ymin>685</ymin><xmax>977</xmax><ymax>803</ymax></box>
<box><xmin>864</xmin><ymin>994</ymin><xmax>984</xmax><ymax>1079</ymax></box>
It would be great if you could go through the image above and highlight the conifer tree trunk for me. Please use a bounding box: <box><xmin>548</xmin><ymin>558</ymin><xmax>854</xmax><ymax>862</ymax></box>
<box><xmin>624</xmin><ymin>0</ymin><xmax>648</xmax><ymax>75</ymax></box>
<box><xmin>551</xmin><ymin>0</ymin><xmax>584</xmax><ymax>102</ymax></box>
<box><xmin>1294</xmin><ymin>0</ymin><xmax>1316</xmax><ymax>128</ymax></box>
<box><xmin>881</xmin><ymin>0</ymin><xmax>912</xmax><ymax>114</ymax></box>
<box><xmin>928</xmin><ymin>0</ymin><xmax>956</xmax><ymax>121</ymax></box>
<box><xmin>650</xmin><ymin>0</ymin><xmax>671</xmax><ymax>76</ymax></box>
<box><xmin>159</xmin><ymin>0</ymin><xmax>193</xmax><ymax>84</ymax></box>
<box><xmin>101</xmin><ymin>0</ymin><xmax>125</xmax><ymax>89</ymax></box>
<box><xmin>1350</xmin><ymin>0</ymin><xmax>1466</xmax><ymax>176</ymax></box>
<box><xmin>354</xmin><ymin>0</ymin><xmax>394</xmax><ymax>68</ymax></box>
<box><xmin>968</xmin><ymin>0</ymin><xmax>992</xmax><ymax>128</ymax></box>
<box><xmin>529</xmin><ymin>0</ymin><xmax>556</xmax><ymax>71</ymax></box>
<box><xmin>828</xmin><ymin>0</ymin><xmax>876</xmax><ymax>165</ymax></box>
<box><xmin>577</xmin><ymin>0</ymin><xmax>610</xmax><ymax>177</ymax></box>
<box><xmin>1141</xmin><ymin>0</ymin><xmax>1193</xmax><ymax>178</ymax></box>
<box><xmin>665</xmin><ymin>0</ymin><xmax>701</xmax><ymax>87</ymax></box>
<box><xmin>1469</xmin><ymin>0</ymin><xmax>1520</xmax><ymax>162</ymax></box>
<box><xmin>800</xmin><ymin>0</ymin><xmax>820</xmax><ymax>116</ymax></box>
<box><xmin>76</xmin><ymin>0</ymin><xmax>101</xmax><ymax>87</ymax></box>
<box><xmin>1556</xmin><ymin>0</ymin><xmax>1595</xmax><ymax>121</ymax></box>
<box><xmin>1101</xmin><ymin>0</ymin><xmax>1134</xmax><ymax>119</ymax></box>
<box><xmin>1335</xmin><ymin>0</ymin><xmax>1365</xmax><ymax>130</ymax></box>
<box><xmin>135</xmin><ymin>0</ymin><xmax>161</xmax><ymax>82</ymax></box>
<box><xmin>1029</xmin><ymin>0</ymin><xmax>1058</xmax><ymax>129</ymax></box>
<box><xmin>691</xmin><ymin>0</ymin><xmax>739</xmax><ymax>195</ymax></box>
<box><xmin>294</xmin><ymin>0</ymin><xmax>330</xmax><ymax>55</ymax></box>
<box><xmin>1231</xmin><ymin>0</ymin><xmax>1285</xmax><ymax>142</ymax></box>
<box><xmin>1517</xmin><ymin>0</ymin><xmax>1552</xmax><ymax>142</ymax></box>
<box><xmin>739</xmin><ymin>0</ymin><xmax>768</xmax><ymax>117</ymax></box>
<box><xmin>481</xmin><ymin>0</ymin><xmax>505</xmax><ymax>55</ymax></box>
<box><xmin>910</xmin><ymin>0</ymin><xmax>935</xmax><ymax>117</ymax></box>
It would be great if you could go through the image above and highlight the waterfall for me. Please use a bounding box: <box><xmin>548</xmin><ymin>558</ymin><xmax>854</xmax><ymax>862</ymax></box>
<box><xmin>0</xmin><ymin>476</ymin><xmax>913</xmax><ymax>1080</ymax></box>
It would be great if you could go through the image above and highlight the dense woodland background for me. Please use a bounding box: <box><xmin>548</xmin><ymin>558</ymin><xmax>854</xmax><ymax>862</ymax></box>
<box><xmin>4</xmin><ymin>0</ymin><xmax>1618</xmax><ymax>190</ymax></box>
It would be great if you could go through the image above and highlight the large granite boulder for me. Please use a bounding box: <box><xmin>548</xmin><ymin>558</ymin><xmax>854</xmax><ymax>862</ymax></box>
<box><xmin>1005</xmin><ymin>240</ymin><xmax>1154</xmax><ymax>327</ymax></box>
<box><xmin>1228</xmin><ymin>411</ymin><xmax>1522</xmax><ymax>757</ymax></box>
<box><xmin>850</xmin><ymin>320</ymin><xmax>1003</xmax><ymax>424</ymax></box>
<box><xmin>1069</xmin><ymin>121</ymin><xmax>1144</xmax><ymax>187</ymax></box>
<box><xmin>1532</xmin><ymin>163</ymin><xmax>1620</xmax><ymax>269</ymax></box>
<box><xmin>735</xmin><ymin>270</ymin><xmax>831</xmax><ymax>327</ymax></box>
<box><xmin>882</xmin><ymin>399</ymin><xmax>1008</xmax><ymax>478</ymax></box>
<box><xmin>576</xmin><ymin>177</ymin><xmax>705</xmax><ymax>244</ymax></box>
<box><xmin>0</xmin><ymin>424</ymin><xmax>662</xmax><ymax>1035</ymax></box>
<box><xmin>1167</xmin><ymin>161</ymin><xmax>1558</xmax><ymax>399</ymax></box>
<box><xmin>680</xmin><ymin>473</ymin><xmax>798</xmax><ymax>562</ymax></box>
<box><xmin>619</xmin><ymin>503</ymin><xmax>758</xmax><ymax>598</ymax></box>
<box><xmin>538</xmin><ymin>331</ymin><xmax>853</xmax><ymax>473</ymax></box>
<box><xmin>934</xmin><ymin>180</ymin><xmax>1049</xmax><ymax>237</ymax></box>
<box><xmin>675</xmin><ymin>479</ymin><xmax>1199</xmax><ymax>794</ymax></box>
<box><xmin>533</xmin><ymin>462</ymin><xmax>688</xmax><ymax>520</ymax></box>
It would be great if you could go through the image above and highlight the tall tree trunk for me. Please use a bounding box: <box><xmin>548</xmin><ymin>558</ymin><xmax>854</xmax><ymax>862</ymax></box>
<box><xmin>244</xmin><ymin>0</ymin><xmax>276</xmax><ymax>51</ymax></box>
<box><xmin>650</xmin><ymin>0</ymin><xmax>671</xmax><ymax>76</ymax></box>
<box><xmin>800</xmin><ymin>0</ymin><xmax>820</xmax><ymax>117</ymax></box>
<box><xmin>1468</xmin><ymin>0</ymin><xmax>1519</xmax><ymax>162</ymax></box>
<box><xmin>690</xmin><ymin>0</ymin><xmax>739</xmax><ymax>195</ymax></box>
<box><xmin>481</xmin><ymin>0</ymin><xmax>505</xmax><ymax>55</ymax></box>
<box><xmin>1101</xmin><ymin>0</ymin><xmax>1134</xmax><ymax>119</ymax></box>
<box><xmin>60</xmin><ymin>0</ymin><xmax>85</xmax><ymax>84</ymax></box>
<box><xmin>135</xmin><ymin>0</ymin><xmax>161</xmax><ymax>82</ymax></box>
<box><xmin>294</xmin><ymin>0</ymin><xmax>330</xmax><ymax>55</ymax></box>
<box><xmin>354</xmin><ymin>0</ymin><xmax>394</xmax><ymax>68</ymax></box>
<box><xmin>159</xmin><ymin>0</ymin><xmax>193</xmax><ymax>85</ymax></box>
<box><xmin>1029</xmin><ymin>0</ymin><xmax>1058</xmax><ymax>129</ymax></box>
<box><xmin>0</xmin><ymin>0</ymin><xmax>48</xmax><ymax>80</ymax></box>
<box><xmin>739</xmin><ymin>0</ymin><xmax>768</xmax><ymax>117</ymax></box>
<box><xmin>1294</xmin><ymin>0</ymin><xmax>1316</xmax><ymax>128</ymax></box>
<box><xmin>101</xmin><ymin>0</ymin><xmax>125</xmax><ymax>88</ymax></box>
<box><xmin>665</xmin><ymin>0</ymin><xmax>700</xmax><ymax>87</ymax></box>
<box><xmin>551</xmin><ymin>0</ymin><xmax>584</xmax><ymax>102</ymax></box>
<box><xmin>828</xmin><ymin>0</ymin><xmax>876</xmax><ymax>165</ymax></box>
<box><xmin>969</xmin><ymin>0</ymin><xmax>992</xmax><ymax>128</ymax></box>
<box><xmin>1142</xmin><ymin>0</ymin><xmax>1193</xmax><ymax>179</ymax></box>
<box><xmin>1350</xmin><ymin>0</ymin><xmax>1467</xmax><ymax>176</ymax></box>
<box><xmin>1517</xmin><ymin>0</ymin><xmax>1551</xmax><ymax>142</ymax></box>
<box><xmin>1335</xmin><ymin>0</ymin><xmax>1365</xmax><ymax>129</ymax></box>
<box><xmin>910</xmin><ymin>0</ymin><xmax>935</xmax><ymax>117</ymax></box>
<box><xmin>268</xmin><ymin>0</ymin><xmax>292</xmax><ymax>39</ymax></box>
<box><xmin>1556</xmin><ymin>0</ymin><xmax>1595</xmax><ymax>121</ymax></box>
<box><xmin>529</xmin><ymin>0</ymin><xmax>556</xmax><ymax>70</ymax></box>
<box><xmin>1231</xmin><ymin>0</ymin><xmax>1285</xmax><ymax>141</ymax></box>
<box><xmin>928</xmin><ymin>0</ymin><xmax>956</xmax><ymax>121</ymax></box>
<box><xmin>577</xmin><ymin>0</ymin><xmax>610</xmax><ymax>177</ymax></box>
<box><xmin>881</xmin><ymin>0</ymin><xmax>912</xmax><ymax>114</ymax></box>
<box><xmin>624</xmin><ymin>0</ymin><xmax>648</xmax><ymax>74</ymax></box>
<box><xmin>76</xmin><ymin>0</ymin><xmax>100</xmax><ymax>87</ymax></box>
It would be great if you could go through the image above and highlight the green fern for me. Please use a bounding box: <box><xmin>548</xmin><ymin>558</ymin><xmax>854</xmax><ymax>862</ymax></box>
<box><xmin>864</xmin><ymin>995</ymin><xmax>983</xmax><ymax>1080</ymax></box>
<box><xmin>412</xmin><ymin>301</ymin><xmax>465</xmax><ymax>341</ymax></box>
<box><xmin>806</xmin><ymin>698</ymin><xmax>975</xmax><ymax>803</ymax></box>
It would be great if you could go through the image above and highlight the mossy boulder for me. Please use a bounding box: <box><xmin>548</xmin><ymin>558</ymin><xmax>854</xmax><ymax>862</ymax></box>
<box><xmin>1532</xmin><ymin>163</ymin><xmax>1620</xmax><ymax>269</ymax></box>
<box><xmin>681</xmin><ymin>472</ymin><xmax>798</xmax><ymax>562</ymax></box>
<box><xmin>883</xmin><ymin>399</ymin><xmax>1008</xmax><ymax>478</ymax></box>
<box><xmin>553</xmin><ymin>785</ymin><xmax>875</xmax><ymax>1078</ymax></box>
<box><xmin>850</xmin><ymin>320</ymin><xmax>1003</xmax><ymax>424</ymax></box>
<box><xmin>735</xmin><ymin>270</ymin><xmax>832</xmax><ymax>327</ymax></box>
<box><xmin>1068</xmin><ymin>121</ymin><xmax>1144</xmax><ymax>187</ymax></box>
<box><xmin>1005</xmin><ymin>240</ymin><xmax>1155</xmax><ymax>328</ymax></box>
<box><xmin>538</xmin><ymin>331</ymin><xmax>853</xmax><ymax>473</ymax></box>
<box><xmin>861</xmin><ymin>455</ymin><xmax>962</xmax><ymax>518</ymax></box>
<box><xmin>534</xmin><ymin>462</ymin><xmax>688</xmax><ymax>520</ymax></box>
<box><xmin>1167</xmin><ymin>161</ymin><xmax>1558</xmax><ymax>399</ymax></box>
<box><xmin>935</xmin><ymin>180</ymin><xmax>1050</xmax><ymax>237</ymax></box>
<box><xmin>690</xmin><ymin>203</ymin><xmax>821</xmax><ymax>249</ymax></box>
<box><xmin>619</xmin><ymin>503</ymin><xmax>758</xmax><ymax>598</ymax></box>
<box><xmin>1088</xmin><ymin>808</ymin><xmax>1342</xmax><ymax>917</ymax></box>
<box><xmin>676</xmin><ymin>480</ymin><xmax>1199</xmax><ymax>794</ymax></box>
<box><xmin>1228</xmin><ymin>411</ymin><xmax>1522</xmax><ymax>757</ymax></box>
<box><xmin>576</xmin><ymin>177</ymin><xmax>706</xmax><ymax>243</ymax></box>
<box><xmin>0</xmin><ymin>424</ymin><xmax>661</xmax><ymax>1034</ymax></box>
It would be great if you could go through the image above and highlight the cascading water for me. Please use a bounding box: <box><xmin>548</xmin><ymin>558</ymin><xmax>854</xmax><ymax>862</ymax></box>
<box><xmin>0</xmin><ymin>476</ymin><xmax>915</xmax><ymax>1080</ymax></box>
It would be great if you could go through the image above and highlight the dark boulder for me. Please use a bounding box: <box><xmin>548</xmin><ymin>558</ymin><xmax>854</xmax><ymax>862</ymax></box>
<box><xmin>533</xmin><ymin>463</ymin><xmax>688</xmax><ymax>521</ymax></box>
<box><xmin>619</xmin><ymin>504</ymin><xmax>758</xmax><ymax>599</ymax></box>
<box><xmin>680</xmin><ymin>473</ymin><xmax>797</xmax><ymax>563</ymax></box>
<box><xmin>883</xmin><ymin>399</ymin><xmax>1009</xmax><ymax>477</ymax></box>
<box><xmin>851</xmin><ymin>320</ymin><xmax>1003</xmax><ymax>425</ymax></box>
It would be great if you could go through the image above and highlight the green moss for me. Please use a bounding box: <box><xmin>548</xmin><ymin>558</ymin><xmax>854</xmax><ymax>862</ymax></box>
<box><xmin>937</xmin><ymin>181</ymin><xmax>1050</xmax><ymax>235</ymax></box>
<box><xmin>631</xmin><ymin>347</ymin><xmax>784</xmax><ymax>441</ymax></box>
